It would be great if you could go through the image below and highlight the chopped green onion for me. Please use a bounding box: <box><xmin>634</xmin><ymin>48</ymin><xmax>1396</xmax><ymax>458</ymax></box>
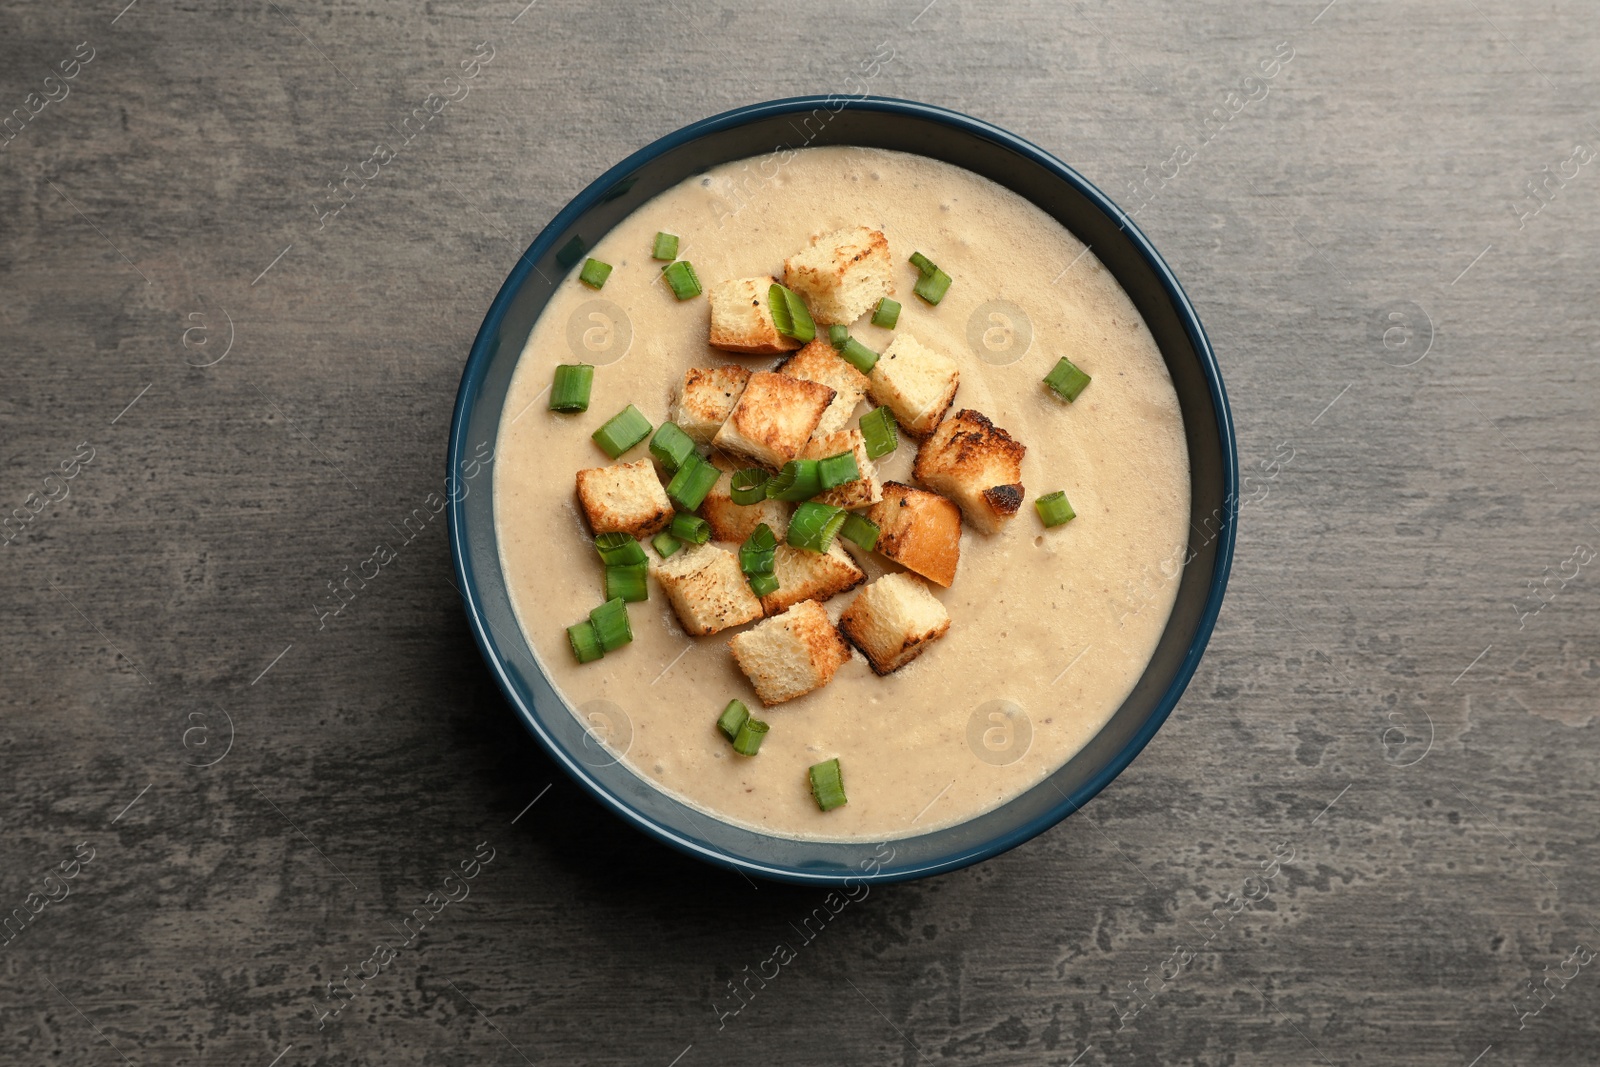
<box><xmin>739</xmin><ymin>524</ymin><xmax>777</xmax><ymax>576</ymax></box>
<box><xmin>748</xmin><ymin>572</ymin><xmax>779</xmax><ymax>597</ymax></box>
<box><xmin>1044</xmin><ymin>357</ymin><xmax>1092</xmax><ymax>403</ymax></box>
<box><xmin>1036</xmin><ymin>490</ymin><xmax>1077</xmax><ymax>528</ymax></box>
<box><xmin>766</xmin><ymin>459</ymin><xmax>822</xmax><ymax>502</ymax></box>
<box><xmin>669</xmin><ymin>512</ymin><xmax>710</xmax><ymax>545</ymax></box>
<box><xmin>652</xmin><ymin>232</ymin><xmax>679</xmax><ymax>261</ymax></box>
<box><xmin>593</xmin><ymin>532</ymin><xmax>647</xmax><ymax>566</ymax></box>
<box><xmin>605</xmin><ymin>562</ymin><xmax>649</xmax><ymax>603</ymax></box>
<box><xmin>549</xmin><ymin>364</ymin><xmax>594</xmax><ymax>413</ymax></box>
<box><xmin>650</xmin><ymin>421</ymin><xmax>698</xmax><ymax>472</ymax></box>
<box><xmin>768</xmin><ymin>282</ymin><xmax>816</xmax><ymax>344</ymax></box>
<box><xmin>592</xmin><ymin>404</ymin><xmax>652</xmax><ymax>458</ymax></box>
<box><xmin>652</xmin><ymin>531</ymin><xmax>682</xmax><ymax>559</ymax></box>
<box><xmin>729</xmin><ymin>468</ymin><xmax>770</xmax><ymax>506</ymax></box>
<box><xmin>859</xmin><ymin>407</ymin><xmax>898</xmax><ymax>459</ymax></box>
<box><xmin>816</xmin><ymin>451</ymin><xmax>860</xmax><ymax>489</ymax></box>
<box><xmin>662</xmin><ymin>260</ymin><xmax>702</xmax><ymax>300</ymax></box>
<box><xmin>808</xmin><ymin>758</ymin><xmax>847</xmax><ymax>811</ymax></box>
<box><xmin>579</xmin><ymin>257</ymin><xmax>613</xmax><ymax>289</ymax></box>
<box><xmin>828</xmin><ymin>324</ymin><xmax>849</xmax><ymax>349</ymax></box>
<box><xmin>567</xmin><ymin>620</ymin><xmax>603</xmax><ymax>663</ymax></box>
<box><xmin>732</xmin><ymin>717</ymin><xmax>769</xmax><ymax>756</ymax></box>
<box><xmin>589</xmin><ymin>597</ymin><xmax>632</xmax><ymax>652</ymax></box>
<box><xmin>839</xmin><ymin>512</ymin><xmax>880</xmax><ymax>552</ymax></box>
<box><xmin>909</xmin><ymin>251</ymin><xmax>938</xmax><ymax>276</ymax></box>
<box><xmin>837</xmin><ymin>336</ymin><xmax>879</xmax><ymax>374</ymax></box>
<box><xmin>872</xmin><ymin>297</ymin><xmax>901</xmax><ymax>329</ymax></box>
<box><xmin>666</xmin><ymin>453</ymin><xmax>719</xmax><ymax>511</ymax></box>
<box><xmin>788</xmin><ymin>501</ymin><xmax>848</xmax><ymax>552</ymax></box>
<box><xmin>717</xmin><ymin>699</ymin><xmax>750</xmax><ymax>740</ymax></box>
<box><xmin>913</xmin><ymin>268</ymin><xmax>952</xmax><ymax>305</ymax></box>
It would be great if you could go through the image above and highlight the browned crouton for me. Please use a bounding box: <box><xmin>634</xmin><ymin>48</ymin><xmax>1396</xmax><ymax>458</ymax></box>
<box><xmin>838</xmin><ymin>572</ymin><xmax>951</xmax><ymax>674</ymax></box>
<box><xmin>865</xmin><ymin>482</ymin><xmax>962</xmax><ymax>587</ymax></box>
<box><xmin>712</xmin><ymin>371</ymin><xmax>835</xmax><ymax>469</ymax></box>
<box><xmin>759</xmin><ymin>542</ymin><xmax>866</xmax><ymax>615</ymax></box>
<box><xmin>868</xmin><ymin>333</ymin><xmax>960</xmax><ymax>438</ymax></box>
<box><xmin>782</xmin><ymin>226</ymin><xmax>893</xmax><ymax>325</ymax></box>
<box><xmin>727</xmin><ymin>599</ymin><xmax>851</xmax><ymax>705</ymax></box>
<box><xmin>708</xmin><ymin>277</ymin><xmax>802</xmax><ymax>355</ymax></box>
<box><xmin>912</xmin><ymin>409</ymin><xmax>1027</xmax><ymax>534</ymax></box>
<box><xmin>779</xmin><ymin>339</ymin><xmax>871</xmax><ymax>435</ymax></box>
<box><xmin>651</xmin><ymin>543</ymin><xmax>764</xmax><ymax>636</ymax></box>
<box><xmin>574</xmin><ymin>459</ymin><xmax>673</xmax><ymax>538</ymax></box>
<box><xmin>800</xmin><ymin>428</ymin><xmax>882</xmax><ymax>510</ymax></box>
<box><xmin>672</xmin><ymin>365</ymin><xmax>751</xmax><ymax>445</ymax></box>
<box><xmin>700</xmin><ymin>456</ymin><xmax>790</xmax><ymax>543</ymax></box>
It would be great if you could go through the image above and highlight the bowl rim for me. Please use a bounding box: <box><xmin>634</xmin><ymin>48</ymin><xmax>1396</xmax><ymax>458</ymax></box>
<box><xmin>448</xmin><ymin>95</ymin><xmax>1238</xmax><ymax>884</ymax></box>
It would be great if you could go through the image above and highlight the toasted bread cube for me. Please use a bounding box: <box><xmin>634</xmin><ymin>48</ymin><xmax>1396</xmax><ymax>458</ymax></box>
<box><xmin>865</xmin><ymin>482</ymin><xmax>962</xmax><ymax>587</ymax></box>
<box><xmin>575</xmin><ymin>459</ymin><xmax>673</xmax><ymax>538</ymax></box>
<box><xmin>783</xmin><ymin>226</ymin><xmax>893</xmax><ymax>325</ymax></box>
<box><xmin>701</xmin><ymin>459</ymin><xmax>790</xmax><ymax>543</ymax></box>
<box><xmin>868</xmin><ymin>333</ymin><xmax>960</xmax><ymax>439</ymax></box>
<box><xmin>779</xmin><ymin>339</ymin><xmax>871</xmax><ymax>434</ymax></box>
<box><xmin>760</xmin><ymin>541</ymin><xmax>866</xmax><ymax>615</ymax></box>
<box><xmin>728</xmin><ymin>599</ymin><xmax>851</xmax><ymax>705</ymax></box>
<box><xmin>838</xmin><ymin>572</ymin><xmax>951</xmax><ymax>674</ymax></box>
<box><xmin>800</xmin><ymin>428</ymin><xmax>882</xmax><ymax>509</ymax></box>
<box><xmin>672</xmin><ymin>365</ymin><xmax>751</xmax><ymax>445</ymax></box>
<box><xmin>708</xmin><ymin>277</ymin><xmax>802</xmax><ymax>355</ymax></box>
<box><xmin>651</xmin><ymin>543</ymin><xmax>764</xmax><ymax>636</ymax></box>
<box><xmin>712</xmin><ymin>371</ymin><xmax>835</xmax><ymax>469</ymax></box>
<box><xmin>912</xmin><ymin>409</ymin><xmax>1027</xmax><ymax>534</ymax></box>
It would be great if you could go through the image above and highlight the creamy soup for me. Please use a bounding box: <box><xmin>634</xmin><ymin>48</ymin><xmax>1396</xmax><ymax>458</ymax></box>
<box><xmin>494</xmin><ymin>146</ymin><xmax>1189</xmax><ymax>841</ymax></box>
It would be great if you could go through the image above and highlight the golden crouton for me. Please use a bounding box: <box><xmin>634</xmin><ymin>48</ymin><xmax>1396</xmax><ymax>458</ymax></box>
<box><xmin>672</xmin><ymin>365</ymin><xmax>751</xmax><ymax>445</ymax></box>
<box><xmin>712</xmin><ymin>371</ymin><xmax>835</xmax><ymax>469</ymax></box>
<box><xmin>868</xmin><ymin>333</ymin><xmax>960</xmax><ymax>438</ymax></box>
<box><xmin>865</xmin><ymin>482</ymin><xmax>962</xmax><ymax>587</ymax></box>
<box><xmin>708</xmin><ymin>277</ymin><xmax>802</xmax><ymax>355</ymax></box>
<box><xmin>760</xmin><ymin>542</ymin><xmax>866</xmax><ymax>615</ymax></box>
<box><xmin>838</xmin><ymin>572</ymin><xmax>951</xmax><ymax>675</ymax></box>
<box><xmin>912</xmin><ymin>409</ymin><xmax>1027</xmax><ymax>534</ymax></box>
<box><xmin>574</xmin><ymin>459</ymin><xmax>673</xmax><ymax>538</ymax></box>
<box><xmin>779</xmin><ymin>339</ymin><xmax>871</xmax><ymax>434</ymax></box>
<box><xmin>700</xmin><ymin>457</ymin><xmax>790</xmax><ymax>543</ymax></box>
<box><xmin>651</xmin><ymin>543</ymin><xmax>764</xmax><ymax>636</ymax></box>
<box><xmin>782</xmin><ymin>226</ymin><xmax>893</xmax><ymax>325</ymax></box>
<box><xmin>727</xmin><ymin>599</ymin><xmax>852</xmax><ymax>705</ymax></box>
<box><xmin>800</xmin><ymin>428</ymin><xmax>882</xmax><ymax>510</ymax></box>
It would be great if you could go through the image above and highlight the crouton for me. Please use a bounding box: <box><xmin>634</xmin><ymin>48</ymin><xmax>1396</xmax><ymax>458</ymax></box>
<box><xmin>708</xmin><ymin>277</ymin><xmax>802</xmax><ymax>355</ymax></box>
<box><xmin>912</xmin><ymin>409</ymin><xmax>1027</xmax><ymax>534</ymax></box>
<box><xmin>575</xmin><ymin>459</ymin><xmax>673</xmax><ymax>538</ymax></box>
<box><xmin>779</xmin><ymin>339</ymin><xmax>871</xmax><ymax>435</ymax></box>
<box><xmin>865</xmin><ymin>482</ymin><xmax>962</xmax><ymax>587</ymax></box>
<box><xmin>838</xmin><ymin>572</ymin><xmax>951</xmax><ymax>674</ymax></box>
<box><xmin>651</xmin><ymin>543</ymin><xmax>764</xmax><ymax>636</ymax></box>
<box><xmin>727</xmin><ymin>599</ymin><xmax>852</xmax><ymax>705</ymax></box>
<box><xmin>868</xmin><ymin>332</ymin><xmax>960</xmax><ymax>438</ymax></box>
<box><xmin>712</xmin><ymin>371</ymin><xmax>835</xmax><ymax>469</ymax></box>
<box><xmin>672</xmin><ymin>365</ymin><xmax>751</xmax><ymax>445</ymax></box>
<box><xmin>760</xmin><ymin>541</ymin><xmax>866</xmax><ymax>615</ymax></box>
<box><xmin>783</xmin><ymin>226</ymin><xmax>893</xmax><ymax>325</ymax></box>
<box><xmin>800</xmin><ymin>428</ymin><xmax>882</xmax><ymax>510</ymax></box>
<box><xmin>701</xmin><ymin>458</ymin><xmax>790</xmax><ymax>543</ymax></box>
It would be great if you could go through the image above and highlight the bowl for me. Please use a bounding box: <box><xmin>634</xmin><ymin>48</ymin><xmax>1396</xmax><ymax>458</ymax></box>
<box><xmin>447</xmin><ymin>96</ymin><xmax>1236</xmax><ymax>885</ymax></box>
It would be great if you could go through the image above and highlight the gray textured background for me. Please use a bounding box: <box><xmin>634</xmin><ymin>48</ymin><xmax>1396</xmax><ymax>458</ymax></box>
<box><xmin>2</xmin><ymin>1</ymin><xmax>1597</xmax><ymax>1064</ymax></box>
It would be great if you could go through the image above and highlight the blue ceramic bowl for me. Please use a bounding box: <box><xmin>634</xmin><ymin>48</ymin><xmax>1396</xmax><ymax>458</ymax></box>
<box><xmin>448</xmin><ymin>97</ymin><xmax>1236</xmax><ymax>885</ymax></box>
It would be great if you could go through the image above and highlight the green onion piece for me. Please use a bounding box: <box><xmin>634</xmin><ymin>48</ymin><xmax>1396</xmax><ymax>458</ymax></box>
<box><xmin>652</xmin><ymin>531</ymin><xmax>682</xmax><ymax>559</ymax></box>
<box><xmin>579</xmin><ymin>257</ymin><xmax>613</xmax><ymax>289</ymax></box>
<box><xmin>592</xmin><ymin>404</ymin><xmax>652</xmax><ymax>458</ymax></box>
<box><xmin>593</xmin><ymin>532</ymin><xmax>647</xmax><ymax>566</ymax></box>
<box><xmin>589</xmin><ymin>597</ymin><xmax>632</xmax><ymax>652</ymax></box>
<box><xmin>828</xmin><ymin>324</ymin><xmax>849</xmax><ymax>349</ymax></box>
<box><xmin>666</xmin><ymin>453</ymin><xmax>719</xmax><ymax>511</ymax></box>
<box><xmin>768</xmin><ymin>282</ymin><xmax>816</xmax><ymax>344</ymax></box>
<box><xmin>747</xmin><ymin>572</ymin><xmax>779</xmax><ymax>597</ymax></box>
<box><xmin>652</xmin><ymin>232</ymin><xmax>679</xmax><ymax>261</ymax></box>
<box><xmin>739</xmin><ymin>524</ymin><xmax>777</xmax><ymax>576</ymax></box>
<box><xmin>913</xmin><ymin>268</ymin><xmax>952</xmax><ymax>305</ymax></box>
<box><xmin>1043</xmin><ymin>357</ymin><xmax>1092</xmax><ymax>403</ymax></box>
<box><xmin>837</xmin><ymin>336</ymin><xmax>879</xmax><ymax>374</ymax></box>
<box><xmin>909</xmin><ymin>251</ymin><xmax>938</xmax><ymax>276</ymax></box>
<box><xmin>669</xmin><ymin>512</ymin><xmax>710</xmax><ymax>545</ymax></box>
<box><xmin>662</xmin><ymin>259</ymin><xmax>702</xmax><ymax>300</ymax></box>
<box><xmin>872</xmin><ymin>297</ymin><xmax>901</xmax><ymax>329</ymax></box>
<box><xmin>549</xmin><ymin>364</ymin><xmax>594</xmax><ymax>413</ymax></box>
<box><xmin>567</xmin><ymin>620</ymin><xmax>603</xmax><ymax>663</ymax></box>
<box><xmin>729</xmin><ymin>468</ymin><xmax>770</xmax><ymax>506</ymax></box>
<box><xmin>766</xmin><ymin>459</ymin><xmax>822</xmax><ymax>502</ymax></box>
<box><xmin>732</xmin><ymin>717</ymin><xmax>770</xmax><ymax>756</ymax></box>
<box><xmin>859</xmin><ymin>406</ymin><xmax>898</xmax><ymax>459</ymax></box>
<box><xmin>788</xmin><ymin>501</ymin><xmax>848</xmax><ymax>552</ymax></box>
<box><xmin>649</xmin><ymin>421</ymin><xmax>698</xmax><ymax>472</ymax></box>
<box><xmin>605</xmin><ymin>562</ymin><xmax>649</xmax><ymax>603</ymax></box>
<box><xmin>1036</xmin><ymin>490</ymin><xmax>1077</xmax><ymax>528</ymax></box>
<box><xmin>717</xmin><ymin>699</ymin><xmax>749</xmax><ymax>740</ymax></box>
<box><xmin>839</xmin><ymin>512</ymin><xmax>880</xmax><ymax>552</ymax></box>
<box><xmin>816</xmin><ymin>451</ymin><xmax>860</xmax><ymax>489</ymax></box>
<box><xmin>808</xmin><ymin>758</ymin><xmax>847</xmax><ymax>811</ymax></box>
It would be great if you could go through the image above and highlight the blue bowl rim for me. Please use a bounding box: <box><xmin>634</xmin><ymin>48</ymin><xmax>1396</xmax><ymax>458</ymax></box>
<box><xmin>447</xmin><ymin>95</ymin><xmax>1238</xmax><ymax>885</ymax></box>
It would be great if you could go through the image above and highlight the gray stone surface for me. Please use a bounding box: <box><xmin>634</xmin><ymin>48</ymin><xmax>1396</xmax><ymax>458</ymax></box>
<box><xmin>2</xmin><ymin>0</ymin><xmax>1598</xmax><ymax>1063</ymax></box>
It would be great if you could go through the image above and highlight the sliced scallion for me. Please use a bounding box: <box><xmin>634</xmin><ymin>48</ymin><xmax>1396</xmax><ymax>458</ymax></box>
<box><xmin>766</xmin><ymin>459</ymin><xmax>822</xmax><ymax>502</ymax></box>
<box><xmin>859</xmin><ymin>406</ymin><xmax>898</xmax><ymax>459</ymax></box>
<box><xmin>837</xmin><ymin>336</ymin><xmax>879</xmax><ymax>374</ymax></box>
<box><xmin>717</xmin><ymin>699</ymin><xmax>750</xmax><ymax>741</ymax></box>
<box><xmin>1036</xmin><ymin>490</ymin><xmax>1077</xmax><ymax>528</ymax></box>
<box><xmin>808</xmin><ymin>758</ymin><xmax>847</xmax><ymax>811</ymax></box>
<box><xmin>909</xmin><ymin>251</ymin><xmax>938</xmax><ymax>276</ymax></box>
<box><xmin>549</xmin><ymin>364</ymin><xmax>594</xmax><ymax>412</ymax></box>
<box><xmin>666</xmin><ymin>453</ymin><xmax>719</xmax><ymax>511</ymax></box>
<box><xmin>579</xmin><ymin>257</ymin><xmax>613</xmax><ymax>289</ymax></box>
<box><xmin>589</xmin><ymin>597</ymin><xmax>632</xmax><ymax>652</ymax></box>
<box><xmin>650</xmin><ymin>421</ymin><xmax>698</xmax><ymax>472</ymax></box>
<box><xmin>652</xmin><ymin>232</ymin><xmax>679</xmax><ymax>261</ymax></box>
<box><xmin>593</xmin><ymin>532</ymin><xmax>647</xmax><ymax>567</ymax></box>
<box><xmin>913</xmin><ymin>267</ymin><xmax>952</xmax><ymax>305</ymax></box>
<box><xmin>739</xmin><ymin>524</ymin><xmax>777</xmax><ymax>576</ymax></box>
<box><xmin>1043</xmin><ymin>357</ymin><xmax>1092</xmax><ymax>403</ymax></box>
<box><xmin>768</xmin><ymin>282</ymin><xmax>816</xmax><ymax>344</ymax></box>
<box><xmin>748</xmin><ymin>572</ymin><xmax>779</xmax><ymax>597</ymax></box>
<box><xmin>872</xmin><ymin>297</ymin><xmax>901</xmax><ymax>329</ymax></box>
<box><xmin>730</xmin><ymin>468</ymin><xmax>770</xmax><ymax>506</ymax></box>
<box><xmin>669</xmin><ymin>512</ymin><xmax>710</xmax><ymax>545</ymax></box>
<box><xmin>828</xmin><ymin>324</ymin><xmax>849</xmax><ymax>349</ymax></box>
<box><xmin>592</xmin><ymin>404</ymin><xmax>652</xmax><ymax>458</ymax></box>
<box><xmin>839</xmin><ymin>512</ymin><xmax>880</xmax><ymax>552</ymax></box>
<box><xmin>787</xmin><ymin>501</ymin><xmax>848</xmax><ymax>552</ymax></box>
<box><xmin>567</xmin><ymin>620</ymin><xmax>603</xmax><ymax>664</ymax></box>
<box><xmin>662</xmin><ymin>259</ymin><xmax>702</xmax><ymax>300</ymax></box>
<box><xmin>652</xmin><ymin>530</ymin><xmax>683</xmax><ymax>559</ymax></box>
<box><xmin>816</xmin><ymin>451</ymin><xmax>860</xmax><ymax>489</ymax></box>
<box><xmin>604</xmin><ymin>562</ymin><xmax>649</xmax><ymax>603</ymax></box>
<box><xmin>732</xmin><ymin>717</ymin><xmax>769</xmax><ymax>756</ymax></box>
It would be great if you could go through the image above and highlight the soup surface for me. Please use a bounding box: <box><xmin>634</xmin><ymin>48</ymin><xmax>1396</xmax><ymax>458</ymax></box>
<box><xmin>494</xmin><ymin>146</ymin><xmax>1189</xmax><ymax>841</ymax></box>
